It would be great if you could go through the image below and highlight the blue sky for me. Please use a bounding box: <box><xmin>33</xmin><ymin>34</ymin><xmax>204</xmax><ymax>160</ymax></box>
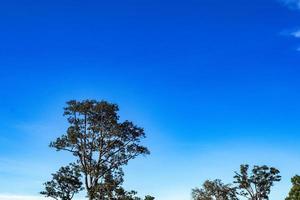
<box><xmin>0</xmin><ymin>0</ymin><xmax>300</xmax><ymax>199</ymax></box>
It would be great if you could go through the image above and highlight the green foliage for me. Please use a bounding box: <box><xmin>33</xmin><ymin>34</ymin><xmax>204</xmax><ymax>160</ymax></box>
<box><xmin>193</xmin><ymin>164</ymin><xmax>281</xmax><ymax>200</ymax></box>
<box><xmin>113</xmin><ymin>188</ymin><xmax>140</xmax><ymax>200</ymax></box>
<box><xmin>144</xmin><ymin>195</ymin><xmax>155</xmax><ymax>200</ymax></box>
<box><xmin>233</xmin><ymin>164</ymin><xmax>281</xmax><ymax>200</ymax></box>
<box><xmin>94</xmin><ymin>184</ymin><xmax>154</xmax><ymax>200</ymax></box>
<box><xmin>50</xmin><ymin>100</ymin><xmax>150</xmax><ymax>200</ymax></box>
<box><xmin>192</xmin><ymin>179</ymin><xmax>238</xmax><ymax>200</ymax></box>
<box><xmin>286</xmin><ymin>175</ymin><xmax>300</xmax><ymax>200</ymax></box>
<box><xmin>40</xmin><ymin>163</ymin><xmax>83</xmax><ymax>200</ymax></box>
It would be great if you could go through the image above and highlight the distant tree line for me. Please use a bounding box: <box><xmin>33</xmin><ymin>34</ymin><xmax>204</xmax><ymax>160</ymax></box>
<box><xmin>40</xmin><ymin>99</ymin><xmax>300</xmax><ymax>200</ymax></box>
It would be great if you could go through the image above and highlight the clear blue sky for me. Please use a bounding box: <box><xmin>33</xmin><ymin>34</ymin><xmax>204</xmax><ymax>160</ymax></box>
<box><xmin>0</xmin><ymin>0</ymin><xmax>300</xmax><ymax>199</ymax></box>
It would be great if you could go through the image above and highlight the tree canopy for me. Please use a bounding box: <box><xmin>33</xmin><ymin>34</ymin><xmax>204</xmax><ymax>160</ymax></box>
<box><xmin>286</xmin><ymin>175</ymin><xmax>300</xmax><ymax>200</ymax></box>
<box><xmin>233</xmin><ymin>165</ymin><xmax>281</xmax><ymax>200</ymax></box>
<box><xmin>192</xmin><ymin>179</ymin><xmax>238</xmax><ymax>200</ymax></box>
<box><xmin>49</xmin><ymin>100</ymin><xmax>150</xmax><ymax>200</ymax></box>
<box><xmin>40</xmin><ymin>163</ymin><xmax>83</xmax><ymax>200</ymax></box>
<box><xmin>192</xmin><ymin>165</ymin><xmax>281</xmax><ymax>200</ymax></box>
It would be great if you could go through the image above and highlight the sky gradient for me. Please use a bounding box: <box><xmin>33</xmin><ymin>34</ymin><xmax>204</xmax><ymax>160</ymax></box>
<box><xmin>0</xmin><ymin>0</ymin><xmax>300</xmax><ymax>199</ymax></box>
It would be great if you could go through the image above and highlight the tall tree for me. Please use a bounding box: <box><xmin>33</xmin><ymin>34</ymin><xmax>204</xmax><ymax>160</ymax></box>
<box><xmin>40</xmin><ymin>164</ymin><xmax>83</xmax><ymax>200</ymax></box>
<box><xmin>233</xmin><ymin>164</ymin><xmax>281</xmax><ymax>200</ymax></box>
<box><xmin>286</xmin><ymin>175</ymin><xmax>300</xmax><ymax>200</ymax></box>
<box><xmin>50</xmin><ymin>100</ymin><xmax>150</xmax><ymax>200</ymax></box>
<box><xmin>192</xmin><ymin>179</ymin><xmax>238</xmax><ymax>200</ymax></box>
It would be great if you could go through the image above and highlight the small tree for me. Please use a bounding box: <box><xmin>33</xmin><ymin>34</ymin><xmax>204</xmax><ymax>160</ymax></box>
<box><xmin>41</xmin><ymin>164</ymin><xmax>83</xmax><ymax>200</ymax></box>
<box><xmin>286</xmin><ymin>175</ymin><xmax>300</xmax><ymax>200</ymax></box>
<box><xmin>234</xmin><ymin>164</ymin><xmax>281</xmax><ymax>200</ymax></box>
<box><xmin>50</xmin><ymin>100</ymin><xmax>150</xmax><ymax>200</ymax></box>
<box><xmin>192</xmin><ymin>179</ymin><xmax>238</xmax><ymax>200</ymax></box>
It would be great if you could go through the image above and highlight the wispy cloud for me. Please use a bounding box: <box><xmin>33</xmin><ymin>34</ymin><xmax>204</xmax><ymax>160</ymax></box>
<box><xmin>279</xmin><ymin>0</ymin><xmax>300</xmax><ymax>9</ymax></box>
<box><xmin>279</xmin><ymin>29</ymin><xmax>300</xmax><ymax>51</ymax></box>
<box><xmin>289</xmin><ymin>30</ymin><xmax>300</xmax><ymax>51</ymax></box>
<box><xmin>291</xmin><ymin>30</ymin><xmax>300</xmax><ymax>38</ymax></box>
<box><xmin>278</xmin><ymin>1</ymin><xmax>300</xmax><ymax>51</ymax></box>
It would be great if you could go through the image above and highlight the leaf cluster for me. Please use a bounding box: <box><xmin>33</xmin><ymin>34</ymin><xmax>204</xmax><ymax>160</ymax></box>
<box><xmin>234</xmin><ymin>165</ymin><xmax>281</xmax><ymax>200</ymax></box>
<box><xmin>286</xmin><ymin>175</ymin><xmax>300</xmax><ymax>200</ymax></box>
<box><xmin>40</xmin><ymin>164</ymin><xmax>83</xmax><ymax>200</ymax></box>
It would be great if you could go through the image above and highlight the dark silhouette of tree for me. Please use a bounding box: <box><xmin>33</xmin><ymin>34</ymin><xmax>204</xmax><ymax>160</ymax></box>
<box><xmin>95</xmin><ymin>179</ymin><xmax>154</xmax><ymax>200</ymax></box>
<box><xmin>233</xmin><ymin>164</ymin><xmax>281</xmax><ymax>200</ymax></box>
<box><xmin>40</xmin><ymin>164</ymin><xmax>83</xmax><ymax>200</ymax></box>
<box><xmin>192</xmin><ymin>179</ymin><xmax>238</xmax><ymax>200</ymax></box>
<box><xmin>144</xmin><ymin>195</ymin><xmax>155</xmax><ymax>200</ymax></box>
<box><xmin>286</xmin><ymin>175</ymin><xmax>300</xmax><ymax>200</ymax></box>
<box><xmin>113</xmin><ymin>188</ymin><xmax>140</xmax><ymax>200</ymax></box>
<box><xmin>93</xmin><ymin>170</ymin><xmax>127</xmax><ymax>200</ymax></box>
<box><xmin>192</xmin><ymin>164</ymin><xmax>281</xmax><ymax>200</ymax></box>
<box><xmin>50</xmin><ymin>100</ymin><xmax>150</xmax><ymax>200</ymax></box>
